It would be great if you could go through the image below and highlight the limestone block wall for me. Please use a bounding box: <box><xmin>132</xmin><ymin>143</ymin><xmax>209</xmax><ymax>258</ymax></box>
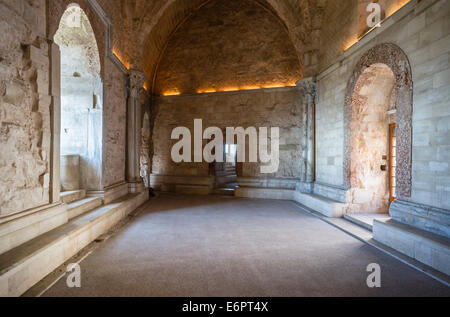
<box><xmin>0</xmin><ymin>0</ymin><xmax>130</xmax><ymax>217</ymax></box>
<box><xmin>319</xmin><ymin>0</ymin><xmax>411</xmax><ymax>72</ymax></box>
<box><xmin>102</xmin><ymin>58</ymin><xmax>127</xmax><ymax>189</ymax></box>
<box><xmin>152</xmin><ymin>87</ymin><xmax>305</xmax><ymax>181</ymax></box>
<box><xmin>0</xmin><ymin>0</ymin><xmax>50</xmax><ymax>216</ymax></box>
<box><xmin>316</xmin><ymin>0</ymin><xmax>450</xmax><ymax>210</ymax></box>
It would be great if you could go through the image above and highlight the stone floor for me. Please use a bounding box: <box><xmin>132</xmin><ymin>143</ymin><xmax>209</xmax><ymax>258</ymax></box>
<box><xmin>43</xmin><ymin>194</ymin><xmax>449</xmax><ymax>297</ymax></box>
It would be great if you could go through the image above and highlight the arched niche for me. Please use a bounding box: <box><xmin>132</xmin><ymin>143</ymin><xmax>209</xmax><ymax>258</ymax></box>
<box><xmin>54</xmin><ymin>4</ymin><xmax>104</xmax><ymax>191</ymax></box>
<box><xmin>344</xmin><ymin>43</ymin><xmax>413</xmax><ymax>205</ymax></box>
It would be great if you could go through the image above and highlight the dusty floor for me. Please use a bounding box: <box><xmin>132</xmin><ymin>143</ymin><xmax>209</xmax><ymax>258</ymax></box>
<box><xmin>43</xmin><ymin>194</ymin><xmax>449</xmax><ymax>297</ymax></box>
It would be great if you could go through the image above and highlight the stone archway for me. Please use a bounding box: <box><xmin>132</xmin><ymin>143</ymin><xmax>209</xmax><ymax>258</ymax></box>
<box><xmin>54</xmin><ymin>4</ymin><xmax>104</xmax><ymax>191</ymax></box>
<box><xmin>344</xmin><ymin>43</ymin><xmax>413</xmax><ymax>206</ymax></box>
<box><xmin>348</xmin><ymin>63</ymin><xmax>396</xmax><ymax>214</ymax></box>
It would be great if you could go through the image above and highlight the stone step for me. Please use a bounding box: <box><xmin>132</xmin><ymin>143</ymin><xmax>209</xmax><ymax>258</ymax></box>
<box><xmin>212</xmin><ymin>188</ymin><xmax>235</xmax><ymax>196</ymax></box>
<box><xmin>60</xmin><ymin>190</ymin><xmax>86</xmax><ymax>204</ymax></box>
<box><xmin>293</xmin><ymin>191</ymin><xmax>347</xmax><ymax>218</ymax></box>
<box><xmin>0</xmin><ymin>192</ymin><xmax>148</xmax><ymax>297</ymax></box>
<box><xmin>216</xmin><ymin>174</ymin><xmax>237</xmax><ymax>186</ymax></box>
<box><xmin>216</xmin><ymin>171</ymin><xmax>236</xmax><ymax>176</ymax></box>
<box><xmin>344</xmin><ymin>213</ymin><xmax>391</xmax><ymax>231</ymax></box>
<box><xmin>67</xmin><ymin>197</ymin><xmax>103</xmax><ymax>220</ymax></box>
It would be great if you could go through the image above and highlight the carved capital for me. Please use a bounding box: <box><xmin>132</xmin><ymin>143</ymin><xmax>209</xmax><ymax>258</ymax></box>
<box><xmin>128</xmin><ymin>70</ymin><xmax>147</xmax><ymax>98</ymax></box>
<box><xmin>296</xmin><ymin>77</ymin><xmax>317</xmax><ymax>104</ymax></box>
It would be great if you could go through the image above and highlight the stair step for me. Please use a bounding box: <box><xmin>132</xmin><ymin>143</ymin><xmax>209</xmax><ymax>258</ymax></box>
<box><xmin>67</xmin><ymin>197</ymin><xmax>103</xmax><ymax>220</ymax></box>
<box><xmin>213</xmin><ymin>188</ymin><xmax>235</xmax><ymax>196</ymax></box>
<box><xmin>344</xmin><ymin>213</ymin><xmax>391</xmax><ymax>231</ymax></box>
<box><xmin>216</xmin><ymin>171</ymin><xmax>236</xmax><ymax>176</ymax></box>
<box><xmin>216</xmin><ymin>175</ymin><xmax>237</xmax><ymax>184</ymax></box>
<box><xmin>0</xmin><ymin>192</ymin><xmax>148</xmax><ymax>297</ymax></box>
<box><xmin>60</xmin><ymin>190</ymin><xmax>86</xmax><ymax>204</ymax></box>
<box><xmin>293</xmin><ymin>191</ymin><xmax>347</xmax><ymax>218</ymax></box>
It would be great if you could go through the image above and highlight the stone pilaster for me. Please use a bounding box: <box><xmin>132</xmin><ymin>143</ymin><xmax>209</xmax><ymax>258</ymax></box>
<box><xmin>297</xmin><ymin>77</ymin><xmax>317</xmax><ymax>186</ymax></box>
<box><xmin>126</xmin><ymin>70</ymin><xmax>147</xmax><ymax>185</ymax></box>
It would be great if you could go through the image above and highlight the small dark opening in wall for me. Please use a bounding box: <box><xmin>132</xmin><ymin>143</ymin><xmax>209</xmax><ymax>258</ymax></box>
<box><xmin>73</xmin><ymin>72</ymin><xmax>81</xmax><ymax>77</ymax></box>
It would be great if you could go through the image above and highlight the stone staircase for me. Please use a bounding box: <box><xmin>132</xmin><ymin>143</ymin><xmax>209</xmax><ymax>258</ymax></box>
<box><xmin>212</xmin><ymin>186</ymin><xmax>237</xmax><ymax>196</ymax></box>
<box><xmin>0</xmin><ymin>189</ymin><xmax>148</xmax><ymax>297</ymax></box>
<box><xmin>214</xmin><ymin>164</ymin><xmax>238</xmax><ymax>196</ymax></box>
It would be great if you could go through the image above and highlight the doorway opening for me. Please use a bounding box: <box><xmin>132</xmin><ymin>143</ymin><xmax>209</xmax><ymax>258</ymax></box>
<box><xmin>389</xmin><ymin>123</ymin><xmax>397</xmax><ymax>204</ymax></box>
<box><xmin>348</xmin><ymin>63</ymin><xmax>396</xmax><ymax>215</ymax></box>
<box><xmin>213</xmin><ymin>144</ymin><xmax>238</xmax><ymax>195</ymax></box>
<box><xmin>54</xmin><ymin>4</ymin><xmax>103</xmax><ymax>192</ymax></box>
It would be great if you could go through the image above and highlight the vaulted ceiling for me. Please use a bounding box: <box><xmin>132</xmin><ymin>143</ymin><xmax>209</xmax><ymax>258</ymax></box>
<box><xmin>96</xmin><ymin>0</ymin><xmax>412</xmax><ymax>93</ymax></box>
<box><xmin>97</xmin><ymin>0</ymin><xmax>327</xmax><ymax>91</ymax></box>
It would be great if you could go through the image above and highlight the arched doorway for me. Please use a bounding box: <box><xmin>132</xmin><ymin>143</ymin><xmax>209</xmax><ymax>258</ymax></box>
<box><xmin>349</xmin><ymin>63</ymin><xmax>395</xmax><ymax>214</ymax></box>
<box><xmin>344</xmin><ymin>43</ymin><xmax>413</xmax><ymax>216</ymax></box>
<box><xmin>54</xmin><ymin>4</ymin><xmax>103</xmax><ymax>192</ymax></box>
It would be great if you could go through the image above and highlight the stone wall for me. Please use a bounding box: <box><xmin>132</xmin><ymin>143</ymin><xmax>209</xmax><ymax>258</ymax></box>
<box><xmin>0</xmin><ymin>0</ymin><xmax>49</xmax><ymax>216</ymax></box>
<box><xmin>102</xmin><ymin>58</ymin><xmax>127</xmax><ymax>188</ymax></box>
<box><xmin>316</xmin><ymin>0</ymin><xmax>450</xmax><ymax>210</ymax></box>
<box><xmin>0</xmin><ymin>0</ymin><xmax>129</xmax><ymax>216</ymax></box>
<box><xmin>319</xmin><ymin>0</ymin><xmax>411</xmax><ymax>72</ymax></box>
<box><xmin>152</xmin><ymin>87</ymin><xmax>305</xmax><ymax>182</ymax></box>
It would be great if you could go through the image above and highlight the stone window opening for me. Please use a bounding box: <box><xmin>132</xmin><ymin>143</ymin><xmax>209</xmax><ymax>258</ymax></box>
<box><xmin>54</xmin><ymin>4</ymin><xmax>103</xmax><ymax>192</ymax></box>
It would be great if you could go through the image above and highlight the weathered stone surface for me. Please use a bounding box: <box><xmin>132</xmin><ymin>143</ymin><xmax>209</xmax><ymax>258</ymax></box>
<box><xmin>152</xmin><ymin>87</ymin><xmax>305</xmax><ymax>181</ymax></box>
<box><xmin>103</xmin><ymin>58</ymin><xmax>127</xmax><ymax>188</ymax></box>
<box><xmin>344</xmin><ymin>44</ymin><xmax>413</xmax><ymax>201</ymax></box>
<box><xmin>54</xmin><ymin>5</ymin><xmax>104</xmax><ymax>192</ymax></box>
<box><xmin>0</xmin><ymin>1</ymin><xmax>50</xmax><ymax>216</ymax></box>
<box><xmin>153</xmin><ymin>0</ymin><xmax>302</xmax><ymax>96</ymax></box>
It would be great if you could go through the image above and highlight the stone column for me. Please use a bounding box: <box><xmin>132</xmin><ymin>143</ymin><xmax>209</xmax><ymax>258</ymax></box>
<box><xmin>126</xmin><ymin>70</ymin><xmax>147</xmax><ymax>191</ymax></box>
<box><xmin>297</xmin><ymin>77</ymin><xmax>317</xmax><ymax>191</ymax></box>
<box><xmin>48</xmin><ymin>39</ymin><xmax>61</xmax><ymax>203</ymax></box>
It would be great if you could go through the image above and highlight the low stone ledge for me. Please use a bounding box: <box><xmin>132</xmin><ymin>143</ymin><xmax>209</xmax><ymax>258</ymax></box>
<box><xmin>313</xmin><ymin>182</ymin><xmax>350</xmax><ymax>203</ymax></box>
<box><xmin>175</xmin><ymin>185</ymin><xmax>212</xmax><ymax>195</ymax></box>
<box><xmin>87</xmin><ymin>181</ymin><xmax>129</xmax><ymax>204</ymax></box>
<box><xmin>237</xmin><ymin>177</ymin><xmax>299</xmax><ymax>190</ymax></box>
<box><xmin>0</xmin><ymin>203</ymin><xmax>68</xmax><ymax>256</ymax></box>
<box><xmin>0</xmin><ymin>190</ymin><xmax>149</xmax><ymax>297</ymax></box>
<box><xmin>389</xmin><ymin>200</ymin><xmax>450</xmax><ymax>238</ymax></box>
<box><xmin>235</xmin><ymin>187</ymin><xmax>295</xmax><ymax>200</ymax></box>
<box><xmin>293</xmin><ymin>191</ymin><xmax>348</xmax><ymax>218</ymax></box>
<box><xmin>373</xmin><ymin>219</ymin><xmax>450</xmax><ymax>276</ymax></box>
